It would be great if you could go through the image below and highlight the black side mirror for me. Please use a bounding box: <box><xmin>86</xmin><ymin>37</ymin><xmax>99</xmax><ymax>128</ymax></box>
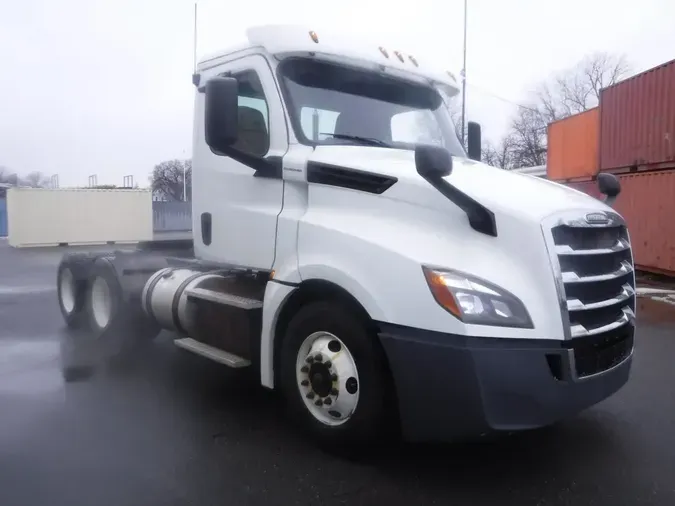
<box><xmin>415</xmin><ymin>144</ymin><xmax>453</xmax><ymax>178</ymax></box>
<box><xmin>205</xmin><ymin>76</ymin><xmax>239</xmax><ymax>153</ymax></box>
<box><xmin>467</xmin><ymin>121</ymin><xmax>482</xmax><ymax>162</ymax></box>
<box><xmin>597</xmin><ymin>172</ymin><xmax>621</xmax><ymax>207</ymax></box>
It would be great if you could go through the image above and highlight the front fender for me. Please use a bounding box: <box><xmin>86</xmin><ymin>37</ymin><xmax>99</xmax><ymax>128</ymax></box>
<box><xmin>296</xmin><ymin>206</ymin><xmax>470</xmax><ymax>336</ymax></box>
<box><xmin>298</xmin><ymin>264</ymin><xmax>387</xmax><ymax>321</ymax></box>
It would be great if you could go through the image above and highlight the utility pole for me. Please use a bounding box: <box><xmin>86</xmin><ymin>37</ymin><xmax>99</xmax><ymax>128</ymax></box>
<box><xmin>193</xmin><ymin>2</ymin><xmax>198</xmax><ymax>74</ymax></box>
<box><xmin>184</xmin><ymin>2</ymin><xmax>197</xmax><ymax>203</ymax></box>
<box><xmin>183</xmin><ymin>164</ymin><xmax>188</xmax><ymax>202</ymax></box>
<box><xmin>461</xmin><ymin>0</ymin><xmax>468</xmax><ymax>148</ymax></box>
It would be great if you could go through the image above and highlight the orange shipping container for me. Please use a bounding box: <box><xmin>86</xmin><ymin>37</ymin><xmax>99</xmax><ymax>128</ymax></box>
<box><xmin>565</xmin><ymin>179</ymin><xmax>603</xmax><ymax>200</ymax></box>
<box><xmin>566</xmin><ymin>170</ymin><xmax>675</xmax><ymax>275</ymax></box>
<box><xmin>599</xmin><ymin>59</ymin><xmax>675</xmax><ymax>173</ymax></box>
<box><xmin>546</xmin><ymin>108</ymin><xmax>599</xmax><ymax>181</ymax></box>
<box><xmin>613</xmin><ymin>170</ymin><xmax>675</xmax><ymax>276</ymax></box>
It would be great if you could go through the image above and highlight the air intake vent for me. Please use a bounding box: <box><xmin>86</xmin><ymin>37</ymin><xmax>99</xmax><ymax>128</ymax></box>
<box><xmin>307</xmin><ymin>163</ymin><xmax>398</xmax><ymax>194</ymax></box>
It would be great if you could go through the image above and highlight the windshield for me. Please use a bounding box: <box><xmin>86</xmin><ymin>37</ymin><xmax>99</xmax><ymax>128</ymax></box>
<box><xmin>278</xmin><ymin>58</ymin><xmax>466</xmax><ymax>157</ymax></box>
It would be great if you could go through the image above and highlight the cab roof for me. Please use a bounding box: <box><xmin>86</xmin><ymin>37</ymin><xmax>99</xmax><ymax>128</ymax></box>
<box><xmin>198</xmin><ymin>24</ymin><xmax>460</xmax><ymax>96</ymax></box>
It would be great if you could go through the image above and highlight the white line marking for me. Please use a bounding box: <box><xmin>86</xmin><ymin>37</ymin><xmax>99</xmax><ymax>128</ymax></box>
<box><xmin>651</xmin><ymin>296</ymin><xmax>675</xmax><ymax>306</ymax></box>
<box><xmin>636</xmin><ymin>287</ymin><xmax>675</xmax><ymax>296</ymax></box>
<box><xmin>0</xmin><ymin>286</ymin><xmax>57</xmax><ymax>295</ymax></box>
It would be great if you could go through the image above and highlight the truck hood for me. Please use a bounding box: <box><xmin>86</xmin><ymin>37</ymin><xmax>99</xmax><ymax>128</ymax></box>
<box><xmin>309</xmin><ymin>145</ymin><xmax>611</xmax><ymax>221</ymax></box>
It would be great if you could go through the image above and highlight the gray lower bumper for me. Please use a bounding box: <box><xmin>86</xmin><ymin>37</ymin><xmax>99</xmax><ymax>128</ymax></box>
<box><xmin>378</xmin><ymin>323</ymin><xmax>633</xmax><ymax>443</ymax></box>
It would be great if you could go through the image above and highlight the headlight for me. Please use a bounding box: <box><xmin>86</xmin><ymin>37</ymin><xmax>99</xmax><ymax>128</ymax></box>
<box><xmin>422</xmin><ymin>266</ymin><xmax>533</xmax><ymax>328</ymax></box>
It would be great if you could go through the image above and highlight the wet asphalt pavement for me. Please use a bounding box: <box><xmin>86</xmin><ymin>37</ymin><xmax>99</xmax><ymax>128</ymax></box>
<box><xmin>2</xmin><ymin>240</ymin><xmax>675</xmax><ymax>506</ymax></box>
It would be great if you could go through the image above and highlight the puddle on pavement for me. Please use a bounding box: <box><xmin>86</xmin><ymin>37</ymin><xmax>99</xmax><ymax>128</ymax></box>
<box><xmin>0</xmin><ymin>339</ymin><xmax>64</xmax><ymax>396</ymax></box>
<box><xmin>637</xmin><ymin>297</ymin><xmax>675</xmax><ymax>325</ymax></box>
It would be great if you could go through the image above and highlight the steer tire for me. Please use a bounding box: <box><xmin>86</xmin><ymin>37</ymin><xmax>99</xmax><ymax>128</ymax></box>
<box><xmin>84</xmin><ymin>257</ymin><xmax>161</xmax><ymax>362</ymax></box>
<box><xmin>280</xmin><ymin>301</ymin><xmax>393</xmax><ymax>451</ymax></box>
<box><xmin>57</xmin><ymin>253</ymin><xmax>100</xmax><ymax>329</ymax></box>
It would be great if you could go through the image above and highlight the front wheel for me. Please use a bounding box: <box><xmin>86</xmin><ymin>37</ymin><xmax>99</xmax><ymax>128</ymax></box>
<box><xmin>280</xmin><ymin>301</ymin><xmax>393</xmax><ymax>448</ymax></box>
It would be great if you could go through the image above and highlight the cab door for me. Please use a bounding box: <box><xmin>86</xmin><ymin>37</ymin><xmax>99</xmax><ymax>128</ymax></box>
<box><xmin>192</xmin><ymin>54</ymin><xmax>288</xmax><ymax>269</ymax></box>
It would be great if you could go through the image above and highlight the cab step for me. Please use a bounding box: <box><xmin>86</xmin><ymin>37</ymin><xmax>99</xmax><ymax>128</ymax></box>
<box><xmin>185</xmin><ymin>287</ymin><xmax>263</xmax><ymax>310</ymax></box>
<box><xmin>174</xmin><ymin>337</ymin><xmax>251</xmax><ymax>368</ymax></box>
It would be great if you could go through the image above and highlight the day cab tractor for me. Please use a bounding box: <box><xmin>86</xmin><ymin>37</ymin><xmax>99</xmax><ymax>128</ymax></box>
<box><xmin>56</xmin><ymin>25</ymin><xmax>635</xmax><ymax>447</ymax></box>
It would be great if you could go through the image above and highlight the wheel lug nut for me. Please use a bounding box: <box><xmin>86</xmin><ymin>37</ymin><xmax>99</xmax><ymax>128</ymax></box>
<box><xmin>331</xmin><ymin>388</ymin><xmax>338</xmax><ymax>396</ymax></box>
<box><xmin>314</xmin><ymin>354</ymin><xmax>323</xmax><ymax>363</ymax></box>
<box><xmin>300</xmin><ymin>366</ymin><xmax>309</xmax><ymax>373</ymax></box>
<box><xmin>300</xmin><ymin>379</ymin><xmax>309</xmax><ymax>386</ymax></box>
<box><xmin>306</xmin><ymin>392</ymin><xmax>315</xmax><ymax>400</ymax></box>
<box><xmin>324</xmin><ymin>360</ymin><xmax>332</xmax><ymax>368</ymax></box>
<box><xmin>323</xmin><ymin>397</ymin><xmax>332</xmax><ymax>405</ymax></box>
<box><xmin>331</xmin><ymin>374</ymin><xmax>338</xmax><ymax>381</ymax></box>
<box><xmin>314</xmin><ymin>399</ymin><xmax>323</xmax><ymax>407</ymax></box>
<box><xmin>306</xmin><ymin>356</ymin><xmax>314</xmax><ymax>363</ymax></box>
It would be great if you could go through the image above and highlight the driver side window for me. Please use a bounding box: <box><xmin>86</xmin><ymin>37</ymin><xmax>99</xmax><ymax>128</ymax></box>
<box><xmin>231</xmin><ymin>70</ymin><xmax>270</xmax><ymax>157</ymax></box>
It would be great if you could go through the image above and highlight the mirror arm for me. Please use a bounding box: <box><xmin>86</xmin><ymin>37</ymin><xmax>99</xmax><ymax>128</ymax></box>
<box><xmin>215</xmin><ymin>146</ymin><xmax>282</xmax><ymax>179</ymax></box>
<box><xmin>427</xmin><ymin>175</ymin><xmax>497</xmax><ymax>237</ymax></box>
<box><xmin>604</xmin><ymin>195</ymin><xmax>617</xmax><ymax>208</ymax></box>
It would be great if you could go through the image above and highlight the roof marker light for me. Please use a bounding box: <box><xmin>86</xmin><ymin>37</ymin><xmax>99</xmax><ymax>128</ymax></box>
<box><xmin>394</xmin><ymin>50</ymin><xmax>405</xmax><ymax>63</ymax></box>
<box><xmin>309</xmin><ymin>31</ymin><xmax>319</xmax><ymax>43</ymax></box>
<box><xmin>408</xmin><ymin>55</ymin><xmax>419</xmax><ymax>67</ymax></box>
<box><xmin>379</xmin><ymin>46</ymin><xmax>389</xmax><ymax>58</ymax></box>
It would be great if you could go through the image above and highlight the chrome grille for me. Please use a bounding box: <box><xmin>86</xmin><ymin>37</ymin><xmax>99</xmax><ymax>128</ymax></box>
<box><xmin>543</xmin><ymin>210</ymin><xmax>636</xmax><ymax>378</ymax></box>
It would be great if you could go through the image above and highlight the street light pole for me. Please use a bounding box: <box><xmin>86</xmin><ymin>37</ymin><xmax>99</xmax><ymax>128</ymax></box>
<box><xmin>193</xmin><ymin>2</ymin><xmax>198</xmax><ymax>74</ymax></box>
<box><xmin>183</xmin><ymin>164</ymin><xmax>187</xmax><ymax>202</ymax></box>
<box><xmin>461</xmin><ymin>0</ymin><xmax>468</xmax><ymax>148</ymax></box>
<box><xmin>184</xmin><ymin>2</ymin><xmax>197</xmax><ymax>203</ymax></box>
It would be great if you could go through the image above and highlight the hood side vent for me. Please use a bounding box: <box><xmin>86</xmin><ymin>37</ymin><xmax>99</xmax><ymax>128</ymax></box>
<box><xmin>307</xmin><ymin>162</ymin><xmax>398</xmax><ymax>194</ymax></box>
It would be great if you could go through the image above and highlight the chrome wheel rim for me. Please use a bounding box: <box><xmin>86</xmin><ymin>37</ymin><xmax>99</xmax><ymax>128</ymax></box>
<box><xmin>91</xmin><ymin>276</ymin><xmax>112</xmax><ymax>330</ymax></box>
<box><xmin>295</xmin><ymin>331</ymin><xmax>360</xmax><ymax>426</ymax></box>
<box><xmin>59</xmin><ymin>268</ymin><xmax>76</xmax><ymax>314</ymax></box>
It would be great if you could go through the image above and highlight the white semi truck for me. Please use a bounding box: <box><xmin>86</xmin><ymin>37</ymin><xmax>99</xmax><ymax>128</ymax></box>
<box><xmin>57</xmin><ymin>25</ymin><xmax>636</xmax><ymax>446</ymax></box>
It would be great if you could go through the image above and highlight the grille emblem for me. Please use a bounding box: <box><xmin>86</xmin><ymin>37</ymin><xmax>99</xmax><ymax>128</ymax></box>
<box><xmin>585</xmin><ymin>212</ymin><xmax>609</xmax><ymax>225</ymax></box>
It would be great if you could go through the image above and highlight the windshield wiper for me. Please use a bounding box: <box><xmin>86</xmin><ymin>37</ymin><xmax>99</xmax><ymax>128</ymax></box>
<box><xmin>320</xmin><ymin>133</ymin><xmax>392</xmax><ymax>148</ymax></box>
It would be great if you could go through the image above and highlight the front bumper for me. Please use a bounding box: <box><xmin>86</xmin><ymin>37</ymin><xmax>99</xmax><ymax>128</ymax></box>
<box><xmin>378</xmin><ymin>322</ymin><xmax>633</xmax><ymax>443</ymax></box>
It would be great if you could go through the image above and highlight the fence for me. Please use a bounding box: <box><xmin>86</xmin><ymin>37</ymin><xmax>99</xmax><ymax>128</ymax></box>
<box><xmin>152</xmin><ymin>201</ymin><xmax>192</xmax><ymax>233</ymax></box>
<box><xmin>0</xmin><ymin>197</ymin><xmax>7</xmax><ymax>237</ymax></box>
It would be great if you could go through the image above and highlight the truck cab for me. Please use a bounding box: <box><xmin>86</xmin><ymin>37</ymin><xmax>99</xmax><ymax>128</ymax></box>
<box><xmin>57</xmin><ymin>24</ymin><xmax>636</xmax><ymax>447</ymax></box>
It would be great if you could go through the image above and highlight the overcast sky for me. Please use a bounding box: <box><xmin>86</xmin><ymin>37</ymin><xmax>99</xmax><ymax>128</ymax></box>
<box><xmin>1</xmin><ymin>0</ymin><xmax>673</xmax><ymax>187</ymax></box>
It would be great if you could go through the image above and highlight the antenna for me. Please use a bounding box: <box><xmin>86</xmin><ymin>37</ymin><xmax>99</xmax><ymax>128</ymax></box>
<box><xmin>193</xmin><ymin>2</ymin><xmax>198</xmax><ymax>74</ymax></box>
<box><xmin>461</xmin><ymin>0</ymin><xmax>468</xmax><ymax>148</ymax></box>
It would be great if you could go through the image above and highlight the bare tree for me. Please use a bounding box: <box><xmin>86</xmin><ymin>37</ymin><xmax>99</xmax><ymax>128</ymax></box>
<box><xmin>0</xmin><ymin>167</ymin><xmax>16</xmax><ymax>197</ymax></box>
<box><xmin>508</xmin><ymin>107</ymin><xmax>549</xmax><ymax>168</ymax></box>
<box><xmin>482</xmin><ymin>134</ymin><xmax>517</xmax><ymax>169</ymax></box>
<box><xmin>150</xmin><ymin>159</ymin><xmax>191</xmax><ymax>201</ymax></box>
<box><xmin>0</xmin><ymin>166</ymin><xmax>19</xmax><ymax>185</ymax></box>
<box><xmin>539</xmin><ymin>52</ymin><xmax>630</xmax><ymax>120</ymax></box>
<box><xmin>21</xmin><ymin>171</ymin><xmax>50</xmax><ymax>188</ymax></box>
<box><xmin>504</xmin><ymin>52</ymin><xmax>630</xmax><ymax>168</ymax></box>
<box><xmin>449</xmin><ymin>108</ymin><xmax>464</xmax><ymax>144</ymax></box>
